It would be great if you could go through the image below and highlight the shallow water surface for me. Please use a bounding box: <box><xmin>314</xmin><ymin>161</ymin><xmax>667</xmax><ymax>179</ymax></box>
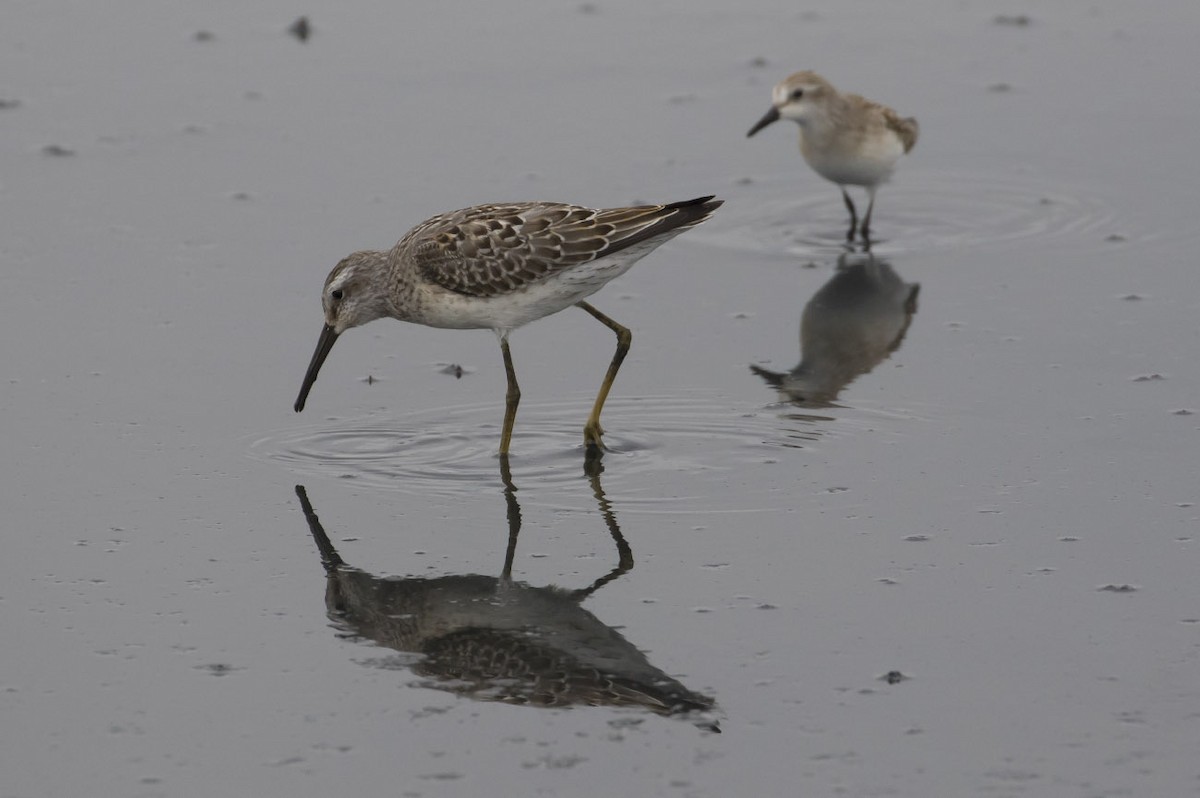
<box><xmin>3</xmin><ymin>1</ymin><xmax>1199</xmax><ymax>797</ymax></box>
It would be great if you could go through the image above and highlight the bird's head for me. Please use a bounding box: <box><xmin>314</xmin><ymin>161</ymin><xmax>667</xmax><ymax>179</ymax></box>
<box><xmin>747</xmin><ymin>71</ymin><xmax>834</xmax><ymax>136</ymax></box>
<box><xmin>294</xmin><ymin>250</ymin><xmax>390</xmax><ymax>412</ymax></box>
<box><xmin>320</xmin><ymin>251</ymin><xmax>391</xmax><ymax>334</ymax></box>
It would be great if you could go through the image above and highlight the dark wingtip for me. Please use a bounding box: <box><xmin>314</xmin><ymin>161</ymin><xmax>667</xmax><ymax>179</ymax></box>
<box><xmin>664</xmin><ymin>194</ymin><xmax>716</xmax><ymax>209</ymax></box>
<box><xmin>670</xmin><ymin>196</ymin><xmax>723</xmax><ymax>232</ymax></box>
<box><xmin>664</xmin><ymin>195</ymin><xmax>723</xmax><ymax>221</ymax></box>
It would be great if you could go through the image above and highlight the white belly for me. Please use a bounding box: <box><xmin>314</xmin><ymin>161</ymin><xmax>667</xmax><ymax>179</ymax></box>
<box><xmin>802</xmin><ymin>132</ymin><xmax>906</xmax><ymax>188</ymax></box>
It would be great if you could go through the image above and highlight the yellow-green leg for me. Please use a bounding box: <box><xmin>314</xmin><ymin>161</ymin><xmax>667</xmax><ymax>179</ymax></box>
<box><xmin>498</xmin><ymin>337</ymin><xmax>520</xmax><ymax>456</ymax></box>
<box><xmin>576</xmin><ymin>301</ymin><xmax>631</xmax><ymax>451</ymax></box>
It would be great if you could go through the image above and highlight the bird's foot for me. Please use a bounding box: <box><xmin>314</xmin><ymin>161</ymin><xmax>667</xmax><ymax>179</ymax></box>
<box><xmin>583</xmin><ymin>422</ymin><xmax>606</xmax><ymax>452</ymax></box>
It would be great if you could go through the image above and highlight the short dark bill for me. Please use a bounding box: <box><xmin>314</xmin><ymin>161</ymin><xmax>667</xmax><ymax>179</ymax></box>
<box><xmin>746</xmin><ymin>106</ymin><xmax>781</xmax><ymax>137</ymax></box>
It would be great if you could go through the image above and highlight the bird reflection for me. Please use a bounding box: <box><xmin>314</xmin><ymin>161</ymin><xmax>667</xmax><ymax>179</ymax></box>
<box><xmin>752</xmin><ymin>253</ymin><xmax>919</xmax><ymax>406</ymax></box>
<box><xmin>294</xmin><ymin>460</ymin><xmax>716</xmax><ymax>726</ymax></box>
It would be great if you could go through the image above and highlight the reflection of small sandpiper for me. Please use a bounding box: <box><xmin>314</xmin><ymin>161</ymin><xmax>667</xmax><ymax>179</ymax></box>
<box><xmin>294</xmin><ymin>197</ymin><xmax>722</xmax><ymax>455</ymax></box>
<box><xmin>747</xmin><ymin>71</ymin><xmax>918</xmax><ymax>243</ymax></box>
<box><xmin>752</xmin><ymin>254</ymin><xmax>919</xmax><ymax>405</ymax></box>
<box><xmin>294</xmin><ymin>469</ymin><xmax>717</xmax><ymax>724</ymax></box>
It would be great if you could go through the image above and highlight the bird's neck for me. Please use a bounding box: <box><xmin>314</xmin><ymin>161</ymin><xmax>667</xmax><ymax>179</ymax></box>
<box><xmin>795</xmin><ymin>101</ymin><xmax>845</xmax><ymax>147</ymax></box>
<box><xmin>380</xmin><ymin>247</ymin><xmax>421</xmax><ymax>322</ymax></box>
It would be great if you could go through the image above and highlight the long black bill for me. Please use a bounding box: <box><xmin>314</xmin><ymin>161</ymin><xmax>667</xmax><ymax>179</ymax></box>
<box><xmin>294</xmin><ymin>324</ymin><xmax>339</xmax><ymax>412</ymax></box>
<box><xmin>746</xmin><ymin>106</ymin><xmax>781</xmax><ymax>137</ymax></box>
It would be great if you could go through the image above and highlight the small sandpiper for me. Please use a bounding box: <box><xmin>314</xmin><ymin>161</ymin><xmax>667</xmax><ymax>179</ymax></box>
<box><xmin>294</xmin><ymin>196</ymin><xmax>722</xmax><ymax>455</ymax></box>
<box><xmin>747</xmin><ymin>71</ymin><xmax>918</xmax><ymax>242</ymax></box>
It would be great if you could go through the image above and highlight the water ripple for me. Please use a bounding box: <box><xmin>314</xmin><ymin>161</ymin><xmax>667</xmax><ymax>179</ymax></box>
<box><xmin>703</xmin><ymin>169</ymin><xmax>1128</xmax><ymax>258</ymax></box>
<box><xmin>250</xmin><ymin>393</ymin><xmax>910</xmax><ymax>509</ymax></box>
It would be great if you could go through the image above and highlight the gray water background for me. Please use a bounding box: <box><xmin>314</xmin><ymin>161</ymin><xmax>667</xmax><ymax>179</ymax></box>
<box><xmin>3</xmin><ymin>1</ymin><xmax>1198</xmax><ymax>796</ymax></box>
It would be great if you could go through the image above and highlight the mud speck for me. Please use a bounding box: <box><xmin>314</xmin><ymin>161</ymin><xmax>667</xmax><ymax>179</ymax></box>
<box><xmin>288</xmin><ymin>16</ymin><xmax>311</xmax><ymax>41</ymax></box>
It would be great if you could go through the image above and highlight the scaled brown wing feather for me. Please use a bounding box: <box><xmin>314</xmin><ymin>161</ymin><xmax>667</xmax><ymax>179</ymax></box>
<box><xmin>405</xmin><ymin>202</ymin><xmax>695</xmax><ymax>298</ymax></box>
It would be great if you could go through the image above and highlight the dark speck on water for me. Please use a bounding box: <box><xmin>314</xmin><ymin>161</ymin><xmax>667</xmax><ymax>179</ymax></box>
<box><xmin>198</xmin><ymin>663</ymin><xmax>238</xmax><ymax>675</ymax></box>
<box><xmin>993</xmin><ymin>14</ymin><xmax>1032</xmax><ymax>26</ymax></box>
<box><xmin>288</xmin><ymin>16</ymin><xmax>311</xmax><ymax>41</ymax></box>
<box><xmin>880</xmin><ymin>671</ymin><xmax>909</xmax><ymax>684</ymax></box>
<box><xmin>42</xmin><ymin>145</ymin><xmax>75</xmax><ymax>157</ymax></box>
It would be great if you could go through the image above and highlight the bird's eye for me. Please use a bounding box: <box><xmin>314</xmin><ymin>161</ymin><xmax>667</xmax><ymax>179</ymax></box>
<box><xmin>331</xmin><ymin>288</ymin><xmax>344</xmax><ymax>301</ymax></box>
<box><xmin>791</xmin><ymin>88</ymin><xmax>804</xmax><ymax>100</ymax></box>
